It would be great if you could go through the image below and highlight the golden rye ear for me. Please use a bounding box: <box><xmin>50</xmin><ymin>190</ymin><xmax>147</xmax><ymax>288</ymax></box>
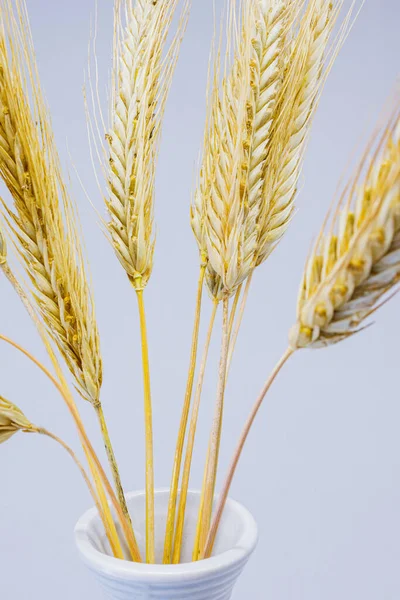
<box><xmin>189</xmin><ymin>0</ymin><xmax>354</xmax><ymax>561</ymax></box>
<box><xmin>0</xmin><ymin>396</ymin><xmax>36</xmax><ymax>444</ymax></box>
<box><xmin>0</xmin><ymin>0</ymin><xmax>102</xmax><ymax>406</ymax></box>
<box><xmin>289</xmin><ymin>112</ymin><xmax>400</xmax><ymax>350</ymax></box>
<box><xmin>192</xmin><ymin>0</ymin><xmax>349</xmax><ymax>301</ymax></box>
<box><xmin>0</xmin><ymin>0</ymin><xmax>137</xmax><ymax>541</ymax></box>
<box><xmin>105</xmin><ymin>0</ymin><xmax>189</xmax><ymax>291</ymax></box>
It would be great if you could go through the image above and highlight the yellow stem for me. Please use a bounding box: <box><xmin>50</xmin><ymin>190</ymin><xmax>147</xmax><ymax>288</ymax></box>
<box><xmin>172</xmin><ymin>300</ymin><xmax>218</xmax><ymax>564</ymax></box>
<box><xmin>38</xmin><ymin>427</ymin><xmax>124</xmax><ymax>559</ymax></box>
<box><xmin>136</xmin><ymin>288</ymin><xmax>155</xmax><ymax>564</ymax></box>
<box><xmin>163</xmin><ymin>264</ymin><xmax>206</xmax><ymax>564</ymax></box>
<box><xmin>192</xmin><ymin>445</ymin><xmax>210</xmax><ymax>561</ymax></box>
<box><xmin>0</xmin><ymin>333</ymin><xmax>142</xmax><ymax>562</ymax></box>
<box><xmin>202</xmin><ymin>348</ymin><xmax>294</xmax><ymax>559</ymax></box>
<box><xmin>84</xmin><ymin>447</ymin><xmax>125</xmax><ymax>559</ymax></box>
<box><xmin>196</xmin><ymin>297</ymin><xmax>230</xmax><ymax>557</ymax></box>
<box><xmin>2</xmin><ymin>261</ymin><xmax>134</xmax><ymax>554</ymax></box>
<box><xmin>95</xmin><ymin>404</ymin><xmax>131</xmax><ymax>527</ymax></box>
<box><xmin>194</xmin><ymin>274</ymin><xmax>250</xmax><ymax>559</ymax></box>
<box><xmin>226</xmin><ymin>273</ymin><xmax>253</xmax><ymax>375</ymax></box>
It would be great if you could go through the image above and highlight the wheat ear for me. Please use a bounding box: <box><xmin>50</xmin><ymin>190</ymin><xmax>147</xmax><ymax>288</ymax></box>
<box><xmin>289</xmin><ymin>114</ymin><xmax>400</xmax><ymax>349</ymax></box>
<box><xmin>192</xmin><ymin>2</ymin><xmax>258</xmax><ymax>300</ymax></box>
<box><xmin>191</xmin><ymin>1</ymin><xmax>298</xmax><ymax>299</ymax></box>
<box><xmin>0</xmin><ymin>396</ymin><xmax>36</xmax><ymax>444</ymax></box>
<box><xmin>0</xmin><ymin>0</ymin><xmax>134</xmax><ymax>529</ymax></box>
<box><xmin>244</xmin><ymin>0</ymin><xmax>298</xmax><ymax>265</ymax></box>
<box><xmin>0</xmin><ymin>230</ymin><xmax>140</xmax><ymax>557</ymax></box>
<box><xmin>227</xmin><ymin>0</ymin><xmax>349</xmax><ymax>382</ymax></box>
<box><xmin>256</xmin><ymin>0</ymin><xmax>345</xmax><ymax>266</ymax></box>
<box><xmin>204</xmin><ymin>105</ymin><xmax>400</xmax><ymax>559</ymax></box>
<box><xmin>202</xmin><ymin>348</ymin><xmax>293</xmax><ymax>558</ymax></box>
<box><xmin>106</xmin><ymin>0</ymin><xmax>188</xmax><ymax>288</ymax></box>
<box><xmin>0</xmin><ymin>29</ymin><xmax>102</xmax><ymax>405</ymax></box>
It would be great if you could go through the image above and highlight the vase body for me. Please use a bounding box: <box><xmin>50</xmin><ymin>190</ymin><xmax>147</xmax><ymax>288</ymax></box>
<box><xmin>75</xmin><ymin>489</ymin><xmax>258</xmax><ymax>600</ymax></box>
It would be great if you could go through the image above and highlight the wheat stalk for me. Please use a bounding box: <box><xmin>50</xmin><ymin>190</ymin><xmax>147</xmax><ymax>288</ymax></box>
<box><xmin>38</xmin><ymin>426</ymin><xmax>125</xmax><ymax>559</ymax></box>
<box><xmin>190</xmin><ymin>0</ymin><xmax>345</xmax><ymax>559</ymax></box>
<box><xmin>0</xmin><ymin>331</ymin><xmax>142</xmax><ymax>560</ymax></box>
<box><xmin>202</xmin><ymin>347</ymin><xmax>293</xmax><ymax>558</ymax></box>
<box><xmin>203</xmin><ymin>107</ymin><xmax>400</xmax><ymax>560</ymax></box>
<box><xmin>0</xmin><ymin>396</ymin><xmax>125</xmax><ymax>558</ymax></box>
<box><xmin>171</xmin><ymin>301</ymin><xmax>219</xmax><ymax>563</ymax></box>
<box><xmin>104</xmin><ymin>0</ymin><xmax>189</xmax><ymax>563</ymax></box>
<box><xmin>163</xmin><ymin>262</ymin><xmax>207</xmax><ymax>564</ymax></box>
<box><xmin>289</xmin><ymin>115</ymin><xmax>400</xmax><ymax>349</ymax></box>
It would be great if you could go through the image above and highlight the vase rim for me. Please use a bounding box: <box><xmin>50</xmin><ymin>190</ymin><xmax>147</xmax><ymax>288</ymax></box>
<box><xmin>75</xmin><ymin>488</ymin><xmax>258</xmax><ymax>582</ymax></box>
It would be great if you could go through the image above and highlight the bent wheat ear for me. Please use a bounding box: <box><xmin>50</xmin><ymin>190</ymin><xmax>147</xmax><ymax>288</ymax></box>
<box><xmin>0</xmin><ymin>396</ymin><xmax>36</xmax><ymax>444</ymax></box>
<box><xmin>0</xmin><ymin>0</ymin><xmax>102</xmax><ymax>404</ymax></box>
<box><xmin>105</xmin><ymin>0</ymin><xmax>189</xmax><ymax>290</ymax></box>
<box><xmin>289</xmin><ymin>113</ymin><xmax>400</xmax><ymax>349</ymax></box>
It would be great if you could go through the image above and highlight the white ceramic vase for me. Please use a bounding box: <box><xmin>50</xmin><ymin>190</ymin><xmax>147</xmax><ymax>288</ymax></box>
<box><xmin>75</xmin><ymin>489</ymin><xmax>258</xmax><ymax>600</ymax></box>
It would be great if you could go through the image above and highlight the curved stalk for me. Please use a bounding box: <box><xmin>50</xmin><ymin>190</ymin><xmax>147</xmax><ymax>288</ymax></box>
<box><xmin>135</xmin><ymin>288</ymin><xmax>155</xmax><ymax>564</ymax></box>
<box><xmin>226</xmin><ymin>273</ymin><xmax>253</xmax><ymax>374</ymax></box>
<box><xmin>0</xmin><ymin>333</ymin><xmax>142</xmax><ymax>562</ymax></box>
<box><xmin>38</xmin><ymin>427</ymin><xmax>124</xmax><ymax>559</ymax></box>
<box><xmin>196</xmin><ymin>297</ymin><xmax>230</xmax><ymax>557</ymax></box>
<box><xmin>2</xmin><ymin>261</ymin><xmax>131</xmax><ymax>537</ymax></box>
<box><xmin>172</xmin><ymin>300</ymin><xmax>218</xmax><ymax>563</ymax></box>
<box><xmin>163</xmin><ymin>264</ymin><xmax>206</xmax><ymax>563</ymax></box>
<box><xmin>202</xmin><ymin>348</ymin><xmax>294</xmax><ymax>559</ymax></box>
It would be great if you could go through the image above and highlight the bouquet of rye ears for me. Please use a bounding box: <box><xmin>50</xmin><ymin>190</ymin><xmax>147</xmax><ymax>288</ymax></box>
<box><xmin>1</xmin><ymin>0</ymin><xmax>399</xmax><ymax>566</ymax></box>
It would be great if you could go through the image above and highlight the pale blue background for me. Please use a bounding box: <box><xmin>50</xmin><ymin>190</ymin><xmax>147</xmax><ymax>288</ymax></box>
<box><xmin>1</xmin><ymin>1</ymin><xmax>400</xmax><ymax>598</ymax></box>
